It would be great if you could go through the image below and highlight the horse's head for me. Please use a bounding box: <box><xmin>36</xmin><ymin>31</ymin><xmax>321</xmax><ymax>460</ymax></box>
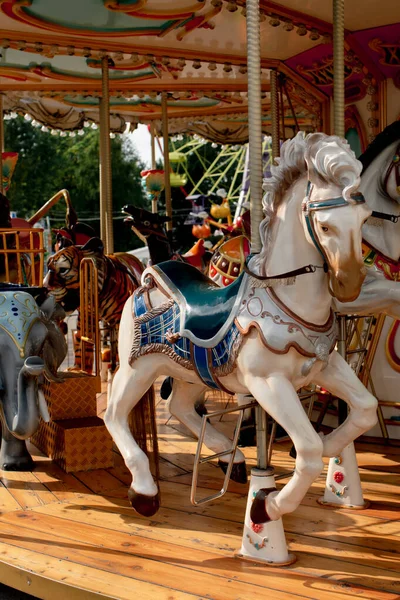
<box><xmin>123</xmin><ymin>205</ymin><xmax>171</xmax><ymax>243</ymax></box>
<box><xmin>303</xmin><ymin>134</ymin><xmax>371</xmax><ymax>303</ymax></box>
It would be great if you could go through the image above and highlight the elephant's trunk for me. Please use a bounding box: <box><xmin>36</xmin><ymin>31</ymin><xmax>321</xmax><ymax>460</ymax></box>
<box><xmin>11</xmin><ymin>357</ymin><xmax>45</xmax><ymax>440</ymax></box>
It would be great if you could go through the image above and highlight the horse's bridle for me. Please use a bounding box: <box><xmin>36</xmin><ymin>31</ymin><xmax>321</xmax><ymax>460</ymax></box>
<box><xmin>244</xmin><ymin>180</ymin><xmax>366</xmax><ymax>284</ymax></box>
<box><xmin>302</xmin><ymin>181</ymin><xmax>366</xmax><ymax>265</ymax></box>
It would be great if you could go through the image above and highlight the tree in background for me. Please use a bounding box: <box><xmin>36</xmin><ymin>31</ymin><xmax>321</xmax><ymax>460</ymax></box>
<box><xmin>4</xmin><ymin>116</ymin><xmax>149</xmax><ymax>252</ymax></box>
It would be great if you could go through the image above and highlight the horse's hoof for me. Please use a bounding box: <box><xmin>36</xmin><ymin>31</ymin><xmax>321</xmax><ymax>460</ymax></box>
<box><xmin>218</xmin><ymin>460</ymin><xmax>248</xmax><ymax>484</ymax></box>
<box><xmin>238</xmin><ymin>425</ymin><xmax>256</xmax><ymax>447</ymax></box>
<box><xmin>128</xmin><ymin>489</ymin><xmax>160</xmax><ymax>517</ymax></box>
<box><xmin>250</xmin><ymin>487</ymin><xmax>276</xmax><ymax>524</ymax></box>
<box><xmin>160</xmin><ymin>377</ymin><xmax>173</xmax><ymax>399</ymax></box>
<box><xmin>194</xmin><ymin>402</ymin><xmax>208</xmax><ymax>418</ymax></box>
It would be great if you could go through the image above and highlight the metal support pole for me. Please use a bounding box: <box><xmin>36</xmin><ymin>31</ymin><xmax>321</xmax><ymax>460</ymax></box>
<box><xmin>0</xmin><ymin>94</ymin><xmax>4</xmax><ymax>194</ymax></box>
<box><xmin>246</xmin><ymin>0</ymin><xmax>263</xmax><ymax>254</ymax></box>
<box><xmin>99</xmin><ymin>56</ymin><xmax>114</xmax><ymax>254</ymax></box>
<box><xmin>161</xmin><ymin>92</ymin><xmax>172</xmax><ymax>231</ymax></box>
<box><xmin>333</xmin><ymin>0</ymin><xmax>345</xmax><ymax>138</ymax></box>
<box><xmin>270</xmin><ymin>69</ymin><xmax>280</xmax><ymax>161</ymax></box>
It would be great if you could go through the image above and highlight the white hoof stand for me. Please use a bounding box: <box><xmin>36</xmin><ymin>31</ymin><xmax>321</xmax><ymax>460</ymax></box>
<box><xmin>319</xmin><ymin>443</ymin><xmax>369</xmax><ymax>509</ymax></box>
<box><xmin>237</xmin><ymin>468</ymin><xmax>296</xmax><ymax>566</ymax></box>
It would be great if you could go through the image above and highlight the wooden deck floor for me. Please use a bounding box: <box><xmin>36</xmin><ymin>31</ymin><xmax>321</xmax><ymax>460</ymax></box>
<box><xmin>0</xmin><ymin>389</ymin><xmax>399</xmax><ymax>600</ymax></box>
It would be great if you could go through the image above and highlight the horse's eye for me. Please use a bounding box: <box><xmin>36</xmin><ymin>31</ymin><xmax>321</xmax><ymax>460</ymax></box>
<box><xmin>143</xmin><ymin>220</ymin><xmax>151</xmax><ymax>227</ymax></box>
<box><xmin>321</xmin><ymin>226</ymin><xmax>329</xmax><ymax>233</ymax></box>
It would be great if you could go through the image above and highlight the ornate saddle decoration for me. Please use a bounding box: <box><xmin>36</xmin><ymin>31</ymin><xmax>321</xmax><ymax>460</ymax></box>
<box><xmin>362</xmin><ymin>240</ymin><xmax>400</xmax><ymax>281</ymax></box>
<box><xmin>209</xmin><ymin>235</ymin><xmax>251</xmax><ymax>286</ymax></box>
<box><xmin>130</xmin><ymin>260</ymin><xmax>338</xmax><ymax>390</ymax></box>
<box><xmin>236</xmin><ymin>286</ymin><xmax>337</xmax><ymax>375</ymax></box>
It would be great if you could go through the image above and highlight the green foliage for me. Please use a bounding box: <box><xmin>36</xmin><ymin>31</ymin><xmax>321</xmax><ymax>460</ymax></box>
<box><xmin>4</xmin><ymin>117</ymin><xmax>149</xmax><ymax>252</ymax></box>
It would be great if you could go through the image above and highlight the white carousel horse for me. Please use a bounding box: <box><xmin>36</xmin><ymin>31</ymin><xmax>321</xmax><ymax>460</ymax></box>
<box><xmin>104</xmin><ymin>132</ymin><xmax>377</xmax><ymax>521</ymax></box>
<box><xmin>335</xmin><ymin>121</ymin><xmax>400</xmax><ymax>316</ymax></box>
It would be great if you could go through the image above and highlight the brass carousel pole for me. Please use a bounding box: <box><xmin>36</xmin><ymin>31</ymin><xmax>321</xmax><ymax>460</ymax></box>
<box><xmin>238</xmin><ymin>0</ymin><xmax>291</xmax><ymax>565</ymax></box>
<box><xmin>161</xmin><ymin>92</ymin><xmax>172</xmax><ymax>231</ymax></box>
<box><xmin>320</xmin><ymin>0</ymin><xmax>367</xmax><ymax>509</ymax></box>
<box><xmin>99</xmin><ymin>56</ymin><xmax>114</xmax><ymax>254</ymax></box>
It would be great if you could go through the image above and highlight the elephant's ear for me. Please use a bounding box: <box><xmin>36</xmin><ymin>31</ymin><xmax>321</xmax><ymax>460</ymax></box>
<box><xmin>81</xmin><ymin>237</ymin><xmax>104</xmax><ymax>257</ymax></box>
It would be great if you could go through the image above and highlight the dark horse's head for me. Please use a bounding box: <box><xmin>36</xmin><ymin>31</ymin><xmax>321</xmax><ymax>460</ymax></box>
<box><xmin>122</xmin><ymin>205</ymin><xmax>171</xmax><ymax>244</ymax></box>
<box><xmin>54</xmin><ymin>222</ymin><xmax>97</xmax><ymax>251</ymax></box>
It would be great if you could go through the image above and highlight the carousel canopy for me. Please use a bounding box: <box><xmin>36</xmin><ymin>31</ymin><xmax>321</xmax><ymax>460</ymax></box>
<box><xmin>0</xmin><ymin>1</ymin><xmax>398</xmax><ymax>142</ymax></box>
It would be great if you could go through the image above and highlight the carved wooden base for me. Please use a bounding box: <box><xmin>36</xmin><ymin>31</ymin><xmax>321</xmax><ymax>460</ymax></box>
<box><xmin>238</xmin><ymin>467</ymin><xmax>294</xmax><ymax>566</ymax></box>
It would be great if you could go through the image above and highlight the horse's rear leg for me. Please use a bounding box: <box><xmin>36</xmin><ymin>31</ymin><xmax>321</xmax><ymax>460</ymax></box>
<box><xmin>245</xmin><ymin>374</ymin><xmax>323</xmax><ymax>521</ymax></box>
<box><xmin>104</xmin><ymin>360</ymin><xmax>159</xmax><ymax>516</ymax></box>
<box><xmin>169</xmin><ymin>380</ymin><xmax>247</xmax><ymax>483</ymax></box>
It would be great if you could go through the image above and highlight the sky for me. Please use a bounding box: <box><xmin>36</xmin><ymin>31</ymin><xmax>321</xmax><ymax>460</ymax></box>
<box><xmin>129</xmin><ymin>123</ymin><xmax>164</xmax><ymax>167</ymax></box>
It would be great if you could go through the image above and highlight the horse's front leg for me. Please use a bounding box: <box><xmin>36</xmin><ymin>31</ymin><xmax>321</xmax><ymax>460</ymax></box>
<box><xmin>244</xmin><ymin>374</ymin><xmax>323</xmax><ymax>521</ymax></box>
<box><xmin>313</xmin><ymin>350</ymin><xmax>378</xmax><ymax>458</ymax></box>
<box><xmin>104</xmin><ymin>357</ymin><xmax>159</xmax><ymax>516</ymax></box>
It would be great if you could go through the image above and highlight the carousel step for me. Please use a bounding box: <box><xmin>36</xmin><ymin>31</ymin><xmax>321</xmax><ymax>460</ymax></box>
<box><xmin>31</xmin><ymin>416</ymin><xmax>113</xmax><ymax>473</ymax></box>
<box><xmin>43</xmin><ymin>375</ymin><xmax>99</xmax><ymax>420</ymax></box>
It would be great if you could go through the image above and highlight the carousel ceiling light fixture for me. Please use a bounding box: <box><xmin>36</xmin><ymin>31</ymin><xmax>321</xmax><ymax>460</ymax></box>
<box><xmin>178</xmin><ymin>58</ymin><xmax>186</xmax><ymax>68</ymax></box>
<box><xmin>208</xmin><ymin>61</ymin><xmax>217</xmax><ymax>71</ymax></box>
<box><xmin>226</xmin><ymin>1</ymin><xmax>238</xmax><ymax>12</ymax></box>
<box><xmin>223</xmin><ymin>63</ymin><xmax>233</xmax><ymax>73</ymax></box>
<box><xmin>83</xmin><ymin>47</ymin><xmax>91</xmax><ymax>57</ymax></box>
<box><xmin>296</xmin><ymin>24</ymin><xmax>308</xmax><ymax>36</ymax></box>
<box><xmin>192</xmin><ymin>60</ymin><xmax>202</xmax><ymax>69</ymax></box>
<box><xmin>269</xmin><ymin>15</ymin><xmax>280</xmax><ymax>27</ymax></box>
<box><xmin>309</xmin><ymin>28</ymin><xmax>320</xmax><ymax>41</ymax></box>
<box><xmin>130</xmin><ymin>53</ymin><xmax>140</xmax><ymax>63</ymax></box>
<box><xmin>1</xmin><ymin>39</ymin><xmax>10</xmax><ymax>48</ymax></box>
<box><xmin>283</xmin><ymin>21</ymin><xmax>294</xmax><ymax>32</ymax></box>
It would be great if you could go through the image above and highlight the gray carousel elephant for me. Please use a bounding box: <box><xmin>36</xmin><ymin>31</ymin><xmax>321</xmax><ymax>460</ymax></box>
<box><xmin>0</xmin><ymin>285</ymin><xmax>68</xmax><ymax>470</ymax></box>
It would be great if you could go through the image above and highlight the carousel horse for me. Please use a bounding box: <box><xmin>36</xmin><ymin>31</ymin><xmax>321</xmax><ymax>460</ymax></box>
<box><xmin>44</xmin><ymin>237</ymin><xmax>143</xmax><ymax>371</ymax></box>
<box><xmin>104</xmin><ymin>132</ymin><xmax>377</xmax><ymax>520</ymax></box>
<box><xmin>335</xmin><ymin>120</ymin><xmax>400</xmax><ymax>317</ymax></box>
<box><xmin>123</xmin><ymin>205</ymin><xmax>211</xmax><ymax>270</ymax></box>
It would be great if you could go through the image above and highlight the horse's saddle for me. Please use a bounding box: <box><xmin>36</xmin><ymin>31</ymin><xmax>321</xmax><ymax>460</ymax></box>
<box><xmin>144</xmin><ymin>261</ymin><xmax>247</xmax><ymax>347</ymax></box>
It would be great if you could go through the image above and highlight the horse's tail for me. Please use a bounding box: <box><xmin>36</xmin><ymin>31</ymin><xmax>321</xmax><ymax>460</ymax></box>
<box><xmin>128</xmin><ymin>384</ymin><xmax>160</xmax><ymax>489</ymax></box>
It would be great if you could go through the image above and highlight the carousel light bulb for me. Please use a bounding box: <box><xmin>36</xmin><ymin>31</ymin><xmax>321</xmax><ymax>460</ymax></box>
<box><xmin>84</xmin><ymin>121</ymin><xmax>90</xmax><ymax>128</ymax></box>
<box><xmin>177</xmin><ymin>58</ymin><xmax>186</xmax><ymax>68</ymax></box>
<box><xmin>223</xmin><ymin>63</ymin><xmax>233</xmax><ymax>73</ymax></box>
<box><xmin>110</xmin><ymin>132</ymin><xmax>116</xmax><ymax>139</ymax></box>
<box><xmin>130</xmin><ymin>53</ymin><xmax>140</xmax><ymax>63</ymax></box>
<box><xmin>24</xmin><ymin>113</ymin><xmax>32</xmax><ymax>121</ymax></box>
<box><xmin>239</xmin><ymin>65</ymin><xmax>247</xmax><ymax>74</ymax></box>
<box><xmin>296</xmin><ymin>24</ymin><xmax>308</xmax><ymax>36</ymax></box>
<box><xmin>91</xmin><ymin>122</ymin><xmax>98</xmax><ymax>129</ymax></box>
<box><xmin>226</xmin><ymin>1</ymin><xmax>238</xmax><ymax>11</ymax></box>
<box><xmin>69</xmin><ymin>131</ymin><xmax>76</xmax><ymax>137</ymax></box>
<box><xmin>78</xmin><ymin>129</ymin><xmax>85</xmax><ymax>136</ymax></box>
<box><xmin>208</xmin><ymin>61</ymin><xmax>217</xmax><ymax>71</ymax></box>
<box><xmin>192</xmin><ymin>59</ymin><xmax>202</xmax><ymax>69</ymax></box>
<box><xmin>60</xmin><ymin>131</ymin><xmax>67</xmax><ymax>137</ymax></box>
<box><xmin>309</xmin><ymin>28</ymin><xmax>320</xmax><ymax>41</ymax></box>
<box><xmin>50</xmin><ymin>129</ymin><xmax>58</xmax><ymax>135</ymax></box>
<box><xmin>41</xmin><ymin>126</ymin><xmax>48</xmax><ymax>132</ymax></box>
<box><xmin>283</xmin><ymin>21</ymin><xmax>294</xmax><ymax>31</ymax></box>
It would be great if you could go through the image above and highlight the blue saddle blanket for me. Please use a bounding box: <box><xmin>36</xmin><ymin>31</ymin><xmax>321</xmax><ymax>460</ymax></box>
<box><xmin>133</xmin><ymin>293</ymin><xmax>240</xmax><ymax>390</ymax></box>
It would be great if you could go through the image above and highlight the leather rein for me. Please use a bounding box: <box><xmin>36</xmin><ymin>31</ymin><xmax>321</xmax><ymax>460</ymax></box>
<box><xmin>371</xmin><ymin>143</ymin><xmax>400</xmax><ymax>224</ymax></box>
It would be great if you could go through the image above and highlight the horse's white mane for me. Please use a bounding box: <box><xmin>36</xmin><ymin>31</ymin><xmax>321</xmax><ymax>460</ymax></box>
<box><xmin>255</xmin><ymin>131</ymin><xmax>362</xmax><ymax>272</ymax></box>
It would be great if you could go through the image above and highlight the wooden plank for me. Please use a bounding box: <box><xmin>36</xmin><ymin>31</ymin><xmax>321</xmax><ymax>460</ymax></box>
<box><xmin>2</xmin><ymin>510</ymin><xmax>399</xmax><ymax>600</ymax></box>
<box><xmin>31</xmin><ymin>498</ymin><xmax>400</xmax><ymax>577</ymax></box>
<box><xmin>0</xmin><ymin>480</ymin><xmax>22</xmax><ymax>513</ymax></box>
<box><xmin>0</xmin><ymin>514</ymin><xmax>318</xmax><ymax>600</ymax></box>
<box><xmin>0</xmin><ymin>469</ymin><xmax>58</xmax><ymax>510</ymax></box>
<box><xmin>0</xmin><ymin>541</ymin><xmax>199</xmax><ymax>600</ymax></box>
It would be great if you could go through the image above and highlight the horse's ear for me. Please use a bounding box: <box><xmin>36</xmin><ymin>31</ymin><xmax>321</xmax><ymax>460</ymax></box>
<box><xmin>56</xmin><ymin>234</ymin><xmax>74</xmax><ymax>249</ymax></box>
<box><xmin>159</xmin><ymin>215</ymin><xmax>172</xmax><ymax>224</ymax></box>
<box><xmin>81</xmin><ymin>237</ymin><xmax>104</xmax><ymax>256</ymax></box>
